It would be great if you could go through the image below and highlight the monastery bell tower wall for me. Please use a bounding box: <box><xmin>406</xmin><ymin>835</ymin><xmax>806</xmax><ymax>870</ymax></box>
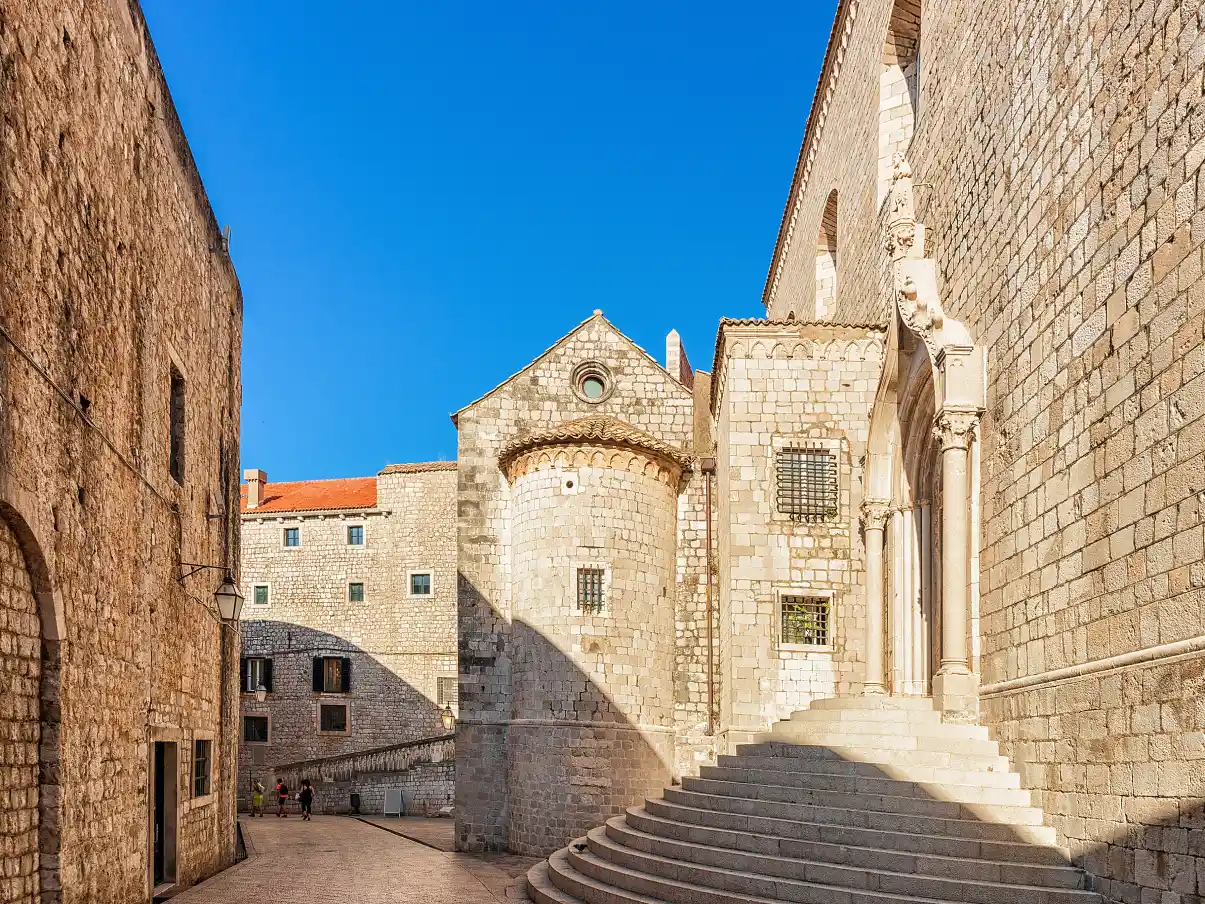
<box><xmin>502</xmin><ymin>429</ymin><xmax>685</xmax><ymax>855</ymax></box>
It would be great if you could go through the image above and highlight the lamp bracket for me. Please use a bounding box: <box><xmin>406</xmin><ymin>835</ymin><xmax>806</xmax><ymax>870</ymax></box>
<box><xmin>179</xmin><ymin>562</ymin><xmax>230</xmax><ymax>583</ymax></box>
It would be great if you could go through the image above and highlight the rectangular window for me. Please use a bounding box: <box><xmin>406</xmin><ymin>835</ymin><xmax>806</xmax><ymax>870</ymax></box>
<box><xmin>169</xmin><ymin>367</ymin><xmax>186</xmax><ymax>484</ymax></box>
<box><xmin>776</xmin><ymin>447</ymin><xmax>838</xmax><ymax>522</ymax></box>
<box><xmin>437</xmin><ymin>676</ymin><xmax>458</xmax><ymax>706</ymax></box>
<box><xmin>577</xmin><ymin>567</ymin><xmax>605</xmax><ymax>614</ymax></box>
<box><xmin>348</xmin><ymin>582</ymin><xmax>365</xmax><ymax>603</ymax></box>
<box><xmin>409</xmin><ymin>572</ymin><xmax>432</xmax><ymax>597</ymax></box>
<box><xmin>243</xmin><ymin>715</ymin><xmax>269</xmax><ymax>744</ymax></box>
<box><xmin>192</xmin><ymin>739</ymin><xmax>211</xmax><ymax>797</ymax></box>
<box><xmin>313</xmin><ymin>656</ymin><xmax>352</xmax><ymax>693</ymax></box>
<box><xmin>780</xmin><ymin>595</ymin><xmax>832</xmax><ymax>647</ymax></box>
<box><xmin>319</xmin><ymin>704</ymin><xmax>348</xmax><ymax>734</ymax></box>
<box><xmin>284</xmin><ymin>527</ymin><xmax>300</xmax><ymax>547</ymax></box>
<box><xmin>253</xmin><ymin>585</ymin><xmax>270</xmax><ymax>606</ymax></box>
<box><xmin>347</xmin><ymin>525</ymin><xmax>364</xmax><ymax>546</ymax></box>
<box><xmin>241</xmin><ymin>657</ymin><xmax>273</xmax><ymax>694</ymax></box>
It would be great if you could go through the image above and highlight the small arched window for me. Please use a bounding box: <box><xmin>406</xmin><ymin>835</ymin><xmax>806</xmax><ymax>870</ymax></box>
<box><xmin>878</xmin><ymin>0</ymin><xmax>921</xmax><ymax>205</ymax></box>
<box><xmin>814</xmin><ymin>190</ymin><xmax>838</xmax><ymax>319</ymax></box>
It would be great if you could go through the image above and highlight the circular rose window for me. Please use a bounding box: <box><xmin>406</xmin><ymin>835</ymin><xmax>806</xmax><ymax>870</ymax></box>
<box><xmin>571</xmin><ymin>361</ymin><xmax>615</xmax><ymax>404</ymax></box>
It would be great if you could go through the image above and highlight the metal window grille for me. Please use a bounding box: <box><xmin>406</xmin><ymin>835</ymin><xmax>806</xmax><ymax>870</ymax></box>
<box><xmin>437</xmin><ymin>676</ymin><xmax>458</xmax><ymax>706</ymax></box>
<box><xmin>192</xmin><ymin>740</ymin><xmax>211</xmax><ymax>797</ymax></box>
<box><xmin>781</xmin><ymin>595</ymin><xmax>831</xmax><ymax>646</ymax></box>
<box><xmin>320</xmin><ymin>704</ymin><xmax>348</xmax><ymax>733</ymax></box>
<box><xmin>577</xmin><ymin>568</ymin><xmax>605</xmax><ymax>614</ymax></box>
<box><xmin>243</xmin><ymin>716</ymin><xmax>269</xmax><ymax>743</ymax></box>
<box><xmin>776</xmin><ymin>447</ymin><xmax>838</xmax><ymax>522</ymax></box>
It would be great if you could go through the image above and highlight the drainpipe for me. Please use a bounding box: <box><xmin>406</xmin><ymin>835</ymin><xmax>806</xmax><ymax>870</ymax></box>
<box><xmin>701</xmin><ymin>458</ymin><xmax>716</xmax><ymax>736</ymax></box>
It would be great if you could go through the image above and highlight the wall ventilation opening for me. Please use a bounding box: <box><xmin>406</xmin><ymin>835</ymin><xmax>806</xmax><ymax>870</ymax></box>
<box><xmin>814</xmin><ymin>190</ymin><xmax>838</xmax><ymax>319</ymax></box>
<box><xmin>878</xmin><ymin>0</ymin><xmax>921</xmax><ymax>206</ymax></box>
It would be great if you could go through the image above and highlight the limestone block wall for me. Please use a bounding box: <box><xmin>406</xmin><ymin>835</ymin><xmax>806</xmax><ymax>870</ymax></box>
<box><xmin>506</xmin><ymin>450</ymin><xmax>679</xmax><ymax>855</ymax></box>
<box><xmin>0</xmin><ymin>0</ymin><xmax>243</xmax><ymax>900</ymax></box>
<box><xmin>238</xmin><ymin>467</ymin><xmax>457</xmax><ymax>806</ymax></box>
<box><xmin>455</xmin><ymin>313</ymin><xmax>698</xmax><ymax>853</ymax></box>
<box><xmin>712</xmin><ymin>323</ymin><xmax>883</xmax><ymax>743</ymax></box>
<box><xmin>761</xmin><ymin>0</ymin><xmax>1205</xmax><ymax>899</ymax></box>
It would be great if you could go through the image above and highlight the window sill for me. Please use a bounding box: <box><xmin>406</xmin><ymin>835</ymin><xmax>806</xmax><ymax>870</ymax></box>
<box><xmin>186</xmin><ymin>793</ymin><xmax>216</xmax><ymax>813</ymax></box>
<box><xmin>776</xmin><ymin>644</ymin><xmax>834</xmax><ymax>655</ymax></box>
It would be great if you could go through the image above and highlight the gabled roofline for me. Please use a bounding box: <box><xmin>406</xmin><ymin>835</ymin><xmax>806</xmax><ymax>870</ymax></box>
<box><xmin>450</xmin><ymin>310</ymin><xmax>688</xmax><ymax>425</ymax></box>
<box><xmin>760</xmin><ymin>0</ymin><xmax>857</xmax><ymax>313</ymax></box>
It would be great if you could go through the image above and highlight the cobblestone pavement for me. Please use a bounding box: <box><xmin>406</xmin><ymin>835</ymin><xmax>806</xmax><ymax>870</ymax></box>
<box><xmin>171</xmin><ymin>816</ymin><xmax>537</xmax><ymax>903</ymax></box>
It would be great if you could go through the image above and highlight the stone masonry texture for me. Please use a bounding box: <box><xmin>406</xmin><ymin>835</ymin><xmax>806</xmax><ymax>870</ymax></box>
<box><xmin>761</xmin><ymin>1</ymin><xmax>1205</xmax><ymax>901</ymax></box>
<box><xmin>0</xmin><ymin>0</ymin><xmax>243</xmax><ymax>900</ymax></box>
<box><xmin>238</xmin><ymin>466</ymin><xmax>457</xmax><ymax>815</ymax></box>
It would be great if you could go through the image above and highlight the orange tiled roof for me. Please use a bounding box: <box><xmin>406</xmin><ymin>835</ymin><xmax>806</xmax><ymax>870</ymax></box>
<box><xmin>240</xmin><ymin>477</ymin><xmax>377</xmax><ymax>514</ymax></box>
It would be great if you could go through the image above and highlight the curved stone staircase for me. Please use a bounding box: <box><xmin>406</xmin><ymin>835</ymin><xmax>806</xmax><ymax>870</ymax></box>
<box><xmin>526</xmin><ymin>696</ymin><xmax>1099</xmax><ymax>904</ymax></box>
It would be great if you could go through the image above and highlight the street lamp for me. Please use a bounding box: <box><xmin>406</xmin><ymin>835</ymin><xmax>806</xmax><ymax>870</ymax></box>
<box><xmin>441</xmin><ymin>704</ymin><xmax>455</xmax><ymax>732</ymax></box>
<box><xmin>214</xmin><ymin>574</ymin><xmax>245</xmax><ymax>622</ymax></box>
<box><xmin>255</xmin><ymin>684</ymin><xmax>267</xmax><ymax>703</ymax></box>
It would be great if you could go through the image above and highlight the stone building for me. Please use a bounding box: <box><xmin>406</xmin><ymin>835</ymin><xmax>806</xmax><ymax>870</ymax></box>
<box><xmin>0</xmin><ymin>1</ymin><xmax>243</xmax><ymax>901</ymax></box>
<box><xmin>465</xmin><ymin>3</ymin><xmax>1205</xmax><ymax>903</ymax></box>
<box><xmin>237</xmin><ymin>464</ymin><xmax>457</xmax><ymax>815</ymax></box>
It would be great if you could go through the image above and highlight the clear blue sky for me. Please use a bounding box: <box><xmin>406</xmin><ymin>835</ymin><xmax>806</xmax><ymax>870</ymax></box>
<box><xmin>142</xmin><ymin>1</ymin><xmax>836</xmax><ymax>481</ymax></box>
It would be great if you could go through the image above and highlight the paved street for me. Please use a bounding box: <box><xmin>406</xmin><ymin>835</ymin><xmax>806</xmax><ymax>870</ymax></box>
<box><xmin>172</xmin><ymin>816</ymin><xmax>537</xmax><ymax>903</ymax></box>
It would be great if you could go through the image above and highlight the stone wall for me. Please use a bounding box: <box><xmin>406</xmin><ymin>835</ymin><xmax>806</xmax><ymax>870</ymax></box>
<box><xmin>237</xmin><ymin>466</ymin><xmax>457</xmax><ymax>805</ymax></box>
<box><xmin>455</xmin><ymin>313</ymin><xmax>699</xmax><ymax>853</ymax></box>
<box><xmin>712</xmin><ymin>322</ymin><xmax>883</xmax><ymax>743</ymax></box>
<box><xmin>0</xmin><ymin>0</ymin><xmax>243</xmax><ymax>900</ymax></box>
<box><xmin>761</xmin><ymin>0</ymin><xmax>1205</xmax><ymax>899</ymax></box>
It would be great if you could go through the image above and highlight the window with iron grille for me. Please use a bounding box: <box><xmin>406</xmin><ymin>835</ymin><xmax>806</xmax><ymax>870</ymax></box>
<box><xmin>437</xmin><ymin>676</ymin><xmax>458</xmax><ymax>706</ymax></box>
<box><xmin>780</xmin><ymin>595</ymin><xmax>831</xmax><ymax>647</ymax></box>
<box><xmin>576</xmin><ymin>567</ymin><xmax>605</xmax><ymax>614</ymax></box>
<box><xmin>192</xmin><ymin>739</ymin><xmax>211</xmax><ymax>797</ymax></box>
<box><xmin>776</xmin><ymin>447</ymin><xmax>838</xmax><ymax>522</ymax></box>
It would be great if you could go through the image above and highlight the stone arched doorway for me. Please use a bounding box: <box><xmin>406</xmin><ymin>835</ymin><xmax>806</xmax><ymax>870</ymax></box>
<box><xmin>0</xmin><ymin>506</ymin><xmax>63</xmax><ymax>904</ymax></box>
<box><xmin>860</xmin><ymin>154</ymin><xmax>985</xmax><ymax>722</ymax></box>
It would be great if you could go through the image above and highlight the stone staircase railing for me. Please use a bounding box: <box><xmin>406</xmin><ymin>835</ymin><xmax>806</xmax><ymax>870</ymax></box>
<box><xmin>272</xmin><ymin>733</ymin><xmax>455</xmax><ymax>789</ymax></box>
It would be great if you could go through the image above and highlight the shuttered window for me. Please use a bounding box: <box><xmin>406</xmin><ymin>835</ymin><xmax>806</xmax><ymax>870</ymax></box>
<box><xmin>240</xmin><ymin>657</ymin><xmax>274</xmax><ymax>694</ymax></box>
<box><xmin>312</xmin><ymin>656</ymin><xmax>352</xmax><ymax>693</ymax></box>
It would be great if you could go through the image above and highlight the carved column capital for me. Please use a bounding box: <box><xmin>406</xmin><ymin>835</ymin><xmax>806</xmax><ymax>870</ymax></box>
<box><xmin>933</xmin><ymin>411</ymin><xmax>979</xmax><ymax>451</ymax></box>
<box><xmin>860</xmin><ymin>499</ymin><xmax>892</xmax><ymax>531</ymax></box>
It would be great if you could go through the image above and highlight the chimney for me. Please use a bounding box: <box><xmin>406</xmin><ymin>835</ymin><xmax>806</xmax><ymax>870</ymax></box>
<box><xmin>244</xmin><ymin>469</ymin><xmax>266</xmax><ymax>508</ymax></box>
<box><xmin>665</xmin><ymin>329</ymin><xmax>695</xmax><ymax>389</ymax></box>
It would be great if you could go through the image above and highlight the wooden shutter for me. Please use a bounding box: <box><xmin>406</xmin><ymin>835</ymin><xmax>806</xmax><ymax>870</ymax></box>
<box><xmin>239</xmin><ymin>657</ymin><xmax>248</xmax><ymax>693</ymax></box>
<box><xmin>341</xmin><ymin>657</ymin><xmax>352</xmax><ymax>693</ymax></box>
<box><xmin>264</xmin><ymin>658</ymin><xmax>274</xmax><ymax>692</ymax></box>
<box><xmin>312</xmin><ymin>657</ymin><xmax>323</xmax><ymax>692</ymax></box>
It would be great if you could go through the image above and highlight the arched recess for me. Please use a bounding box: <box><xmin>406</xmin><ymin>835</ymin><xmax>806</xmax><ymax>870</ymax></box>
<box><xmin>878</xmin><ymin>0</ymin><xmax>922</xmax><ymax>205</ymax></box>
<box><xmin>0</xmin><ymin>500</ymin><xmax>64</xmax><ymax>904</ymax></box>
<box><xmin>862</xmin><ymin>156</ymin><xmax>986</xmax><ymax>721</ymax></box>
<box><xmin>814</xmin><ymin>190</ymin><xmax>838</xmax><ymax>319</ymax></box>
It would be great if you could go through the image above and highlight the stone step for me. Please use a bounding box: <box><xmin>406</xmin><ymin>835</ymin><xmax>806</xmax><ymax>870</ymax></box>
<box><xmin>809</xmin><ymin>696</ymin><xmax>938</xmax><ymax>712</ymax></box>
<box><xmin>662</xmin><ymin>787</ymin><xmax>1059</xmax><ymax>845</ymax></box>
<box><xmin>638</xmin><ymin>801</ymin><xmax>1070</xmax><ymax>867</ymax></box>
<box><xmin>580</xmin><ymin>827</ymin><xmax>1100</xmax><ymax>904</ymax></box>
<box><xmin>786</xmin><ymin>717</ymin><xmax>992</xmax><ymax>741</ymax></box>
<box><xmin>699</xmin><ymin>765</ymin><xmax>1033</xmax><ymax>807</ymax></box>
<box><xmin>718</xmin><ymin>755</ymin><xmax>1023</xmax><ymax>789</ymax></box>
<box><xmin>618</xmin><ymin>812</ymin><xmax>1085</xmax><ymax>892</ymax></box>
<box><xmin>764</xmin><ymin>727</ymin><xmax>1001</xmax><ymax>757</ymax></box>
<box><xmin>527</xmin><ymin>858</ymin><xmax>591</xmax><ymax>904</ymax></box>
<box><xmin>788</xmin><ymin>707</ymin><xmax>943</xmax><ymax>724</ymax></box>
<box><xmin>737</xmin><ymin>742</ymin><xmax>1013</xmax><ymax>772</ymax></box>
<box><xmin>680</xmin><ymin>777</ymin><xmax>1045</xmax><ymax>825</ymax></box>
<box><xmin>534</xmin><ymin>849</ymin><xmax>692</xmax><ymax>904</ymax></box>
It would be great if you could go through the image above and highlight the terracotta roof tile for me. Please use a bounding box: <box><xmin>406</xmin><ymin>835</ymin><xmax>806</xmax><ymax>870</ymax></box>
<box><xmin>240</xmin><ymin>477</ymin><xmax>377</xmax><ymax>514</ymax></box>
<box><xmin>377</xmin><ymin>461</ymin><xmax>458</xmax><ymax>475</ymax></box>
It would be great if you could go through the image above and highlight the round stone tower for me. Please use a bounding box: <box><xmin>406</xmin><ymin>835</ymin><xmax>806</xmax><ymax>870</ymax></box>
<box><xmin>499</xmin><ymin>416</ymin><xmax>690</xmax><ymax>855</ymax></box>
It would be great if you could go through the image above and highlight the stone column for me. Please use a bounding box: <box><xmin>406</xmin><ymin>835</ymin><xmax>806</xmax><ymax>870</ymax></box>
<box><xmin>860</xmin><ymin>501</ymin><xmax>891</xmax><ymax>696</ymax></box>
<box><xmin>931</xmin><ymin>411</ymin><xmax>979</xmax><ymax>722</ymax></box>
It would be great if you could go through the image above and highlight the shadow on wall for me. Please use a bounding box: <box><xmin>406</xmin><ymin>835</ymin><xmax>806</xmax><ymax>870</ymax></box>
<box><xmin>457</xmin><ymin>575</ymin><xmax>677</xmax><ymax>857</ymax></box>
<box><xmin>238</xmin><ymin>621</ymin><xmax>451</xmax><ymax>814</ymax></box>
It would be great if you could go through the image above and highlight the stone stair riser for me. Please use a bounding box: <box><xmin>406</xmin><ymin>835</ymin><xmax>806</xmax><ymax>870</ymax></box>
<box><xmin>717</xmin><ymin>755</ymin><xmax>1024</xmax><ymax>789</ymax></box>
<box><xmin>765</xmin><ymin>729</ymin><xmax>1001</xmax><ymax>757</ymax></box>
<box><xmin>786</xmin><ymin>718</ymin><xmax>991</xmax><ymax>741</ymax></box>
<box><xmin>681</xmin><ymin>777</ymin><xmax>1044</xmax><ymax>824</ymax></box>
<box><xmin>641</xmin><ymin>800</ymin><xmax>1069</xmax><ymax>865</ymax></box>
<box><xmin>699</xmin><ymin>765</ymin><xmax>1033</xmax><ymax>806</ymax></box>
<box><xmin>738</xmin><ymin>742</ymin><xmax>1011</xmax><ymax>771</ymax></box>
<box><xmin>809</xmin><ymin>697</ymin><xmax>938</xmax><ymax>712</ymax></box>
<box><xmin>663</xmin><ymin>787</ymin><xmax>1057</xmax><ymax>844</ymax></box>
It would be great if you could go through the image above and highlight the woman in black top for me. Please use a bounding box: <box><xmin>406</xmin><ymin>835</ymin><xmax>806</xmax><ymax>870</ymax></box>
<box><xmin>299</xmin><ymin>779</ymin><xmax>314</xmax><ymax>821</ymax></box>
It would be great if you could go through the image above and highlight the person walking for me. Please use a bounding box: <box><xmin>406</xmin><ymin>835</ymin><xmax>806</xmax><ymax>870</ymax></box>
<box><xmin>250</xmin><ymin>782</ymin><xmax>264</xmax><ymax>817</ymax></box>
<box><xmin>299</xmin><ymin>779</ymin><xmax>314</xmax><ymax>821</ymax></box>
<box><xmin>276</xmin><ymin>780</ymin><xmax>289</xmax><ymax>817</ymax></box>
